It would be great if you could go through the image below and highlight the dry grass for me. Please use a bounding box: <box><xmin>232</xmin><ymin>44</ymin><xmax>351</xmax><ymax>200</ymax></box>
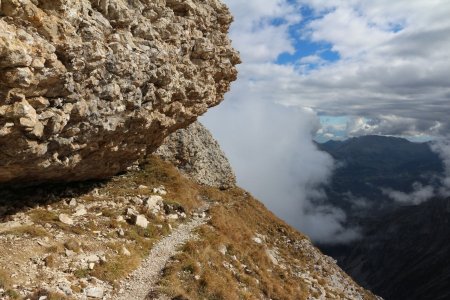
<box><xmin>0</xmin><ymin>268</ymin><xmax>12</xmax><ymax>289</ymax></box>
<box><xmin>0</xmin><ymin>269</ymin><xmax>20</xmax><ymax>299</ymax></box>
<box><xmin>158</xmin><ymin>186</ymin><xmax>310</xmax><ymax>300</ymax></box>
<box><xmin>63</xmin><ymin>156</ymin><xmax>196</xmax><ymax>285</ymax></box>
<box><xmin>29</xmin><ymin>209</ymin><xmax>58</xmax><ymax>224</ymax></box>
<box><xmin>0</xmin><ymin>155</ymin><xmax>376</xmax><ymax>299</ymax></box>
<box><xmin>27</xmin><ymin>288</ymin><xmax>72</xmax><ymax>300</ymax></box>
<box><xmin>2</xmin><ymin>225</ymin><xmax>49</xmax><ymax>237</ymax></box>
<box><xmin>89</xmin><ymin>156</ymin><xmax>202</xmax><ymax>213</ymax></box>
<box><xmin>90</xmin><ymin>253</ymin><xmax>141</xmax><ymax>285</ymax></box>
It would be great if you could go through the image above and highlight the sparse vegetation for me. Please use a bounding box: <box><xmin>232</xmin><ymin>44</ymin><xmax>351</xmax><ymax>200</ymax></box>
<box><xmin>0</xmin><ymin>155</ymin><xmax>376</xmax><ymax>299</ymax></box>
<box><xmin>158</xmin><ymin>186</ymin><xmax>312</xmax><ymax>300</ymax></box>
<box><xmin>90</xmin><ymin>253</ymin><xmax>141</xmax><ymax>285</ymax></box>
<box><xmin>1</xmin><ymin>225</ymin><xmax>49</xmax><ymax>237</ymax></box>
<box><xmin>0</xmin><ymin>268</ymin><xmax>12</xmax><ymax>289</ymax></box>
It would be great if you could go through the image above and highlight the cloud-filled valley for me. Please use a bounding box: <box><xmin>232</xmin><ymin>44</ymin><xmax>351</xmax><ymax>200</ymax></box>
<box><xmin>203</xmin><ymin>0</ymin><xmax>450</xmax><ymax>243</ymax></box>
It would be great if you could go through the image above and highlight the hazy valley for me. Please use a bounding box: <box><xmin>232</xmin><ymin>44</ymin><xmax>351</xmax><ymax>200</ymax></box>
<box><xmin>316</xmin><ymin>136</ymin><xmax>449</xmax><ymax>300</ymax></box>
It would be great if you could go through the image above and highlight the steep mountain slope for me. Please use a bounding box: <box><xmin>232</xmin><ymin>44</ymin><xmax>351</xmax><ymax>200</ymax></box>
<box><xmin>0</xmin><ymin>155</ymin><xmax>379</xmax><ymax>300</ymax></box>
<box><xmin>317</xmin><ymin>135</ymin><xmax>449</xmax><ymax>300</ymax></box>
<box><xmin>328</xmin><ymin>197</ymin><xmax>450</xmax><ymax>300</ymax></box>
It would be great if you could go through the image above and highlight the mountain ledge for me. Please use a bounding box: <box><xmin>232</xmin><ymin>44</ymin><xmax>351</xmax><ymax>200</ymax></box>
<box><xmin>0</xmin><ymin>0</ymin><xmax>239</xmax><ymax>184</ymax></box>
<box><xmin>0</xmin><ymin>155</ymin><xmax>379</xmax><ymax>300</ymax></box>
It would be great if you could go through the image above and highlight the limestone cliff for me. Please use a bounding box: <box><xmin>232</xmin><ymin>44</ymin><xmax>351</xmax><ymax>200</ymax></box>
<box><xmin>156</xmin><ymin>121</ymin><xmax>236</xmax><ymax>190</ymax></box>
<box><xmin>0</xmin><ymin>0</ymin><xmax>239</xmax><ymax>184</ymax></box>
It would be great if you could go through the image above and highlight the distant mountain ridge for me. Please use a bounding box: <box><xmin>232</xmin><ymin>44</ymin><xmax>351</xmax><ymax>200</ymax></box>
<box><xmin>316</xmin><ymin>135</ymin><xmax>449</xmax><ymax>300</ymax></box>
<box><xmin>317</xmin><ymin>135</ymin><xmax>443</xmax><ymax>215</ymax></box>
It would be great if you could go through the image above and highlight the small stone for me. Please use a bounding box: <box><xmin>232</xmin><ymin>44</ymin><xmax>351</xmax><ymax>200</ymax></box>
<box><xmin>167</xmin><ymin>214</ymin><xmax>178</xmax><ymax>220</ymax></box>
<box><xmin>218</xmin><ymin>244</ymin><xmax>227</xmax><ymax>255</ymax></box>
<box><xmin>65</xmin><ymin>249</ymin><xmax>75</xmax><ymax>257</ymax></box>
<box><xmin>131</xmin><ymin>214</ymin><xmax>149</xmax><ymax>228</ymax></box>
<box><xmin>73</xmin><ymin>205</ymin><xmax>87</xmax><ymax>217</ymax></box>
<box><xmin>121</xmin><ymin>246</ymin><xmax>131</xmax><ymax>256</ymax></box>
<box><xmin>126</xmin><ymin>207</ymin><xmax>138</xmax><ymax>216</ymax></box>
<box><xmin>131</xmin><ymin>197</ymin><xmax>143</xmax><ymax>205</ymax></box>
<box><xmin>58</xmin><ymin>214</ymin><xmax>74</xmax><ymax>225</ymax></box>
<box><xmin>37</xmin><ymin>240</ymin><xmax>49</xmax><ymax>247</ymax></box>
<box><xmin>88</xmin><ymin>262</ymin><xmax>95</xmax><ymax>270</ymax></box>
<box><xmin>86</xmin><ymin>255</ymin><xmax>100</xmax><ymax>263</ymax></box>
<box><xmin>194</xmin><ymin>275</ymin><xmax>201</xmax><ymax>280</ymax></box>
<box><xmin>85</xmin><ymin>286</ymin><xmax>104</xmax><ymax>298</ymax></box>
<box><xmin>38</xmin><ymin>296</ymin><xmax>48</xmax><ymax>300</ymax></box>
<box><xmin>118</xmin><ymin>228</ymin><xmax>125</xmax><ymax>236</ymax></box>
<box><xmin>138</xmin><ymin>185</ymin><xmax>148</xmax><ymax>189</ymax></box>
<box><xmin>145</xmin><ymin>195</ymin><xmax>163</xmax><ymax>210</ymax></box>
<box><xmin>57</xmin><ymin>282</ymin><xmax>73</xmax><ymax>295</ymax></box>
<box><xmin>117</xmin><ymin>216</ymin><xmax>125</xmax><ymax>222</ymax></box>
<box><xmin>252</xmin><ymin>237</ymin><xmax>263</xmax><ymax>244</ymax></box>
<box><xmin>152</xmin><ymin>185</ymin><xmax>167</xmax><ymax>195</ymax></box>
<box><xmin>68</xmin><ymin>198</ymin><xmax>77</xmax><ymax>206</ymax></box>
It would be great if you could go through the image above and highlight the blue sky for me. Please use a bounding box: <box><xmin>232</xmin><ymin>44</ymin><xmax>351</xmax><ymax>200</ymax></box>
<box><xmin>227</xmin><ymin>0</ymin><xmax>450</xmax><ymax>141</ymax></box>
<box><xmin>276</xmin><ymin>7</ymin><xmax>340</xmax><ymax>69</ymax></box>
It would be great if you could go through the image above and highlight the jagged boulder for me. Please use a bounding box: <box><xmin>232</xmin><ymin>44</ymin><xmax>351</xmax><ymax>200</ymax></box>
<box><xmin>0</xmin><ymin>0</ymin><xmax>239</xmax><ymax>184</ymax></box>
<box><xmin>156</xmin><ymin>121</ymin><xmax>236</xmax><ymax>189</ymax></box>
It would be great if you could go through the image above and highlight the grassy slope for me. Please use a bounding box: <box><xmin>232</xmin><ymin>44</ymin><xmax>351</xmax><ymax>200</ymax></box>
<box><xmin>0</xmin><ymin>156</ymin><xmax>376</xmax><ymax>299</ymax></box>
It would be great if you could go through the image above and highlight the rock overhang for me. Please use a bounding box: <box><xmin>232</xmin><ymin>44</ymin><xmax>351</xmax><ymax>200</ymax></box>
<box><xmin>0</xmin><ymin>0</ymin><xmax>240</xmax><ymax>184</ymax></box>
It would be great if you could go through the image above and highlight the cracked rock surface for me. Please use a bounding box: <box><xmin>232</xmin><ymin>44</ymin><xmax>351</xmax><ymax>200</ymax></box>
<box><xmin>156</xmin><ymin>121</ymin><xmax>236</xmax><ymax>189</ymax></box>
<box><xmin>0</xmin><ymin>0</ymin><xmax>239</xmax><ymax>184</ymax></box>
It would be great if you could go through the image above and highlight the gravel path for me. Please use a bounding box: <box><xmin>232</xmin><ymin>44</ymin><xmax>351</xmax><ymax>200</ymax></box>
<box><xmin>115</xmin><ymin>207</ymin><xmax>209</xmax><ymax>300</ymax></box>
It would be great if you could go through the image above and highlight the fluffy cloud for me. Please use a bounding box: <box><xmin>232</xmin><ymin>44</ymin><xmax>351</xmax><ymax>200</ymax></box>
<box><xmin>290</xmin><ymin>0</ymin><xmax>450</xmax><ymax>137</ymax></box>
<box><xmin>202</xmin><ymin>0</ymin><xmax>360</xmax><ymax>243</ymax></box>
<box><xmin>225</xmin><ymin>0</ymin><xmax>301</xmax><ymax>63</ymax></box>
<box><xmin>203</xmin><ymin>0</ymin><xmax>450</xmax><ymax>242</ymax></box>
<box><xmin>382</xmin><ymin>183</ymin><xmax>435</xmax><ymax>205</ymax></box>
<box><xmin>381</xmin><ymin>137</ymin><xmax>450</xmax><ymax>204</ymax></box>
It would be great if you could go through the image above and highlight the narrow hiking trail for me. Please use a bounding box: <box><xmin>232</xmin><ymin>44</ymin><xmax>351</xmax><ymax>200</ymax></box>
<box><xmin>114</xmin><ymin>206</ymin><xmax>210</xmax><ymax>300</ymax></box>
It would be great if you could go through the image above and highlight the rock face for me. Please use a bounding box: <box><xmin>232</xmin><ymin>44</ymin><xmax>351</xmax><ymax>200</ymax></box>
<box><xmin>0</xmin><ymin>0</ymin><xmax>239</xmax><ymax>184</ymax></box>
<box><xmin>156</xmin><ymin>121</ymin><xmax>236</xmax><ymax>189</ymax></box>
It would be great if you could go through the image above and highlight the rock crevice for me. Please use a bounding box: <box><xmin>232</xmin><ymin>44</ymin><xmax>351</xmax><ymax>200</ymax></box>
<box><xmin>0</xmin><ymin>0</ymin><xmax>239</xmax><ymax>184</ymax></box>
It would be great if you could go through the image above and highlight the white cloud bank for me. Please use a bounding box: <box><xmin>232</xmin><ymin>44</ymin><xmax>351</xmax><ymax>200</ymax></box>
<box><xmin>203</xmin><ymin>0</ymin><xmax>450</xmax><ymax>242</ymax></box>
<box><xmin>202</xmin><ymin>0</ymin><xmax>361</xmax><ymax>244</ymax></box>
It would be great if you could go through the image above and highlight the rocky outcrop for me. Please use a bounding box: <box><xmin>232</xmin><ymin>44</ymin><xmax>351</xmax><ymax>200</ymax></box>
<box><xmin>156</xmin><ymin>121</ymin><xmax>235</xmax><ymax>189</ymax></box>
<box><xmin>0</xmin><ymin>0</ymin><xmax>239</xmax><ymax>184</ymax></box>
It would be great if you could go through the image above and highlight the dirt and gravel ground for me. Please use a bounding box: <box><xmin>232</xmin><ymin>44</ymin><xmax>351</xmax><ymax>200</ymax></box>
<box><xmin>115</xmin><ymin>205</ymin><xmax>210</xmax><ymax>300</ymax></box>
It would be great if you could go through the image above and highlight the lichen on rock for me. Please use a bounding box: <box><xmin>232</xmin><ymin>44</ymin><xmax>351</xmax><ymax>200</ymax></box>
<box><xmin>156</xmin><ymin>121</ymin><xmax>236</xmax><ymax>189</ymax></box>
<box><xmin>0</xmin><ymin>0</ymin><xmax>239</xmax><ymax>184</ymax></box>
